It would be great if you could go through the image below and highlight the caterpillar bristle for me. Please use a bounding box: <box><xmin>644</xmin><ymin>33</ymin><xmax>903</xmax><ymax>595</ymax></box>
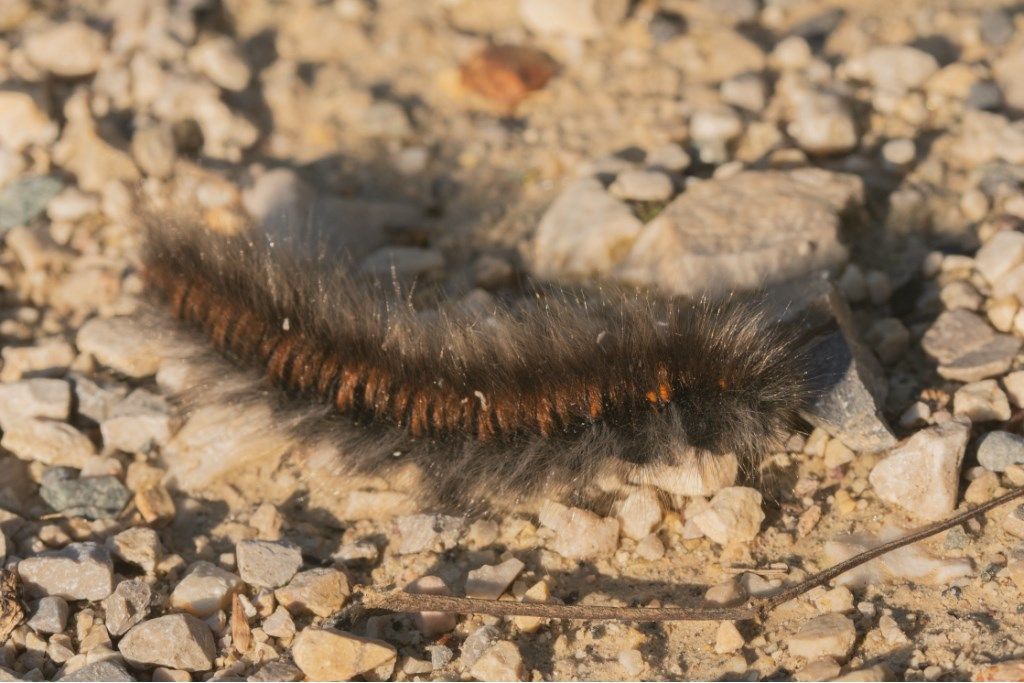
<box><xmin>141</xmin><ymin>213</ymin><xmax>811</xmax><ymax>512</ymax></box>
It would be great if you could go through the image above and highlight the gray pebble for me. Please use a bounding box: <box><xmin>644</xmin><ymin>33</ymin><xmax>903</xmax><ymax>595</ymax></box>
<box><xmin>721</xmin><ymin>73</ymin><xmax>766</xmax><ymax>112</ymax></box>
<box><xmin>131</xmin><ymin>123</ymin><xmax>177</xmax><ymax>179</ymax></box>
<box><xmin>118</xmin><ymin>613</ymin><xmax>216</xmax><ymax>672</ymax></box>
<box><xmin>922</xmin><ymin>309</ymin><xmax>1022</xmax><ymax>382</ymax></box>
<box><xmin>101</xmin><ymin>389</ymin><xmax>171</xmax><ymax>453</ymax></box>
<box><xmin>977</xmin><ymin>431</ymin><xmax>1024</xmax><ymax>472</ymax></box>
<box><xmin>103</xmin><ymin>578</ymin><xmax>152</xmax><ymax>636</ymax></box>
<box><xmin>460</xmin><ymin>624</ymin><xmax>500</xmax><ymax>666</ymax></box>
<box><xmin>0</xmin><ymin>176</ymin><xmax>64</xmax><ymax>232</ymax></box>
<box><xmin>26</xmin><ymin>596</ymin><xmax>68</xmax><ymax>634</ymax></box>
<box><xmin>798</xmin><ymin>276</ymin><xmax>896</xmax><ymax>452</ymax></box>
<box><xmin>427</xmin><ymin>644</ymin><xmax>454</xmax><ymax>669</ymax></box>
<box><xmin>943</xmin><ymin>526</ymin><xmax>969</xmax><ymax>550</ymax></box>
<box><xmin>980</xmin><ymin>9</ymin><xmax>1014</xmax><ymax>46</ymax></box>
<box><xmin>647</xmin><ymin>11</ymin><xmax>685</xmax><ymax>43</ymax></box>
<box><xmin>393</xmin><ymin>514</ymin><xmax>465</xmax><ymax>555</ymax></box>
<box><xmin>967</xmin><ymin>82</ymin><xmax>1003</xmax><ymax>111</ymax></box>
<box><xmin>359</xmin><ymin>247</ymin><xmax>445</xmax><ymax>279</ymax></box>
<box><xmin>236</xmin><ymin>539</ymin><xmax>303</xmax><ymax>588</ymax></box>
<box><xmin>40</xmin><ymin>468</ymin><xmax>131</xmax><ymax>520</ymax></box>
<box><xmin>248</xmin><ymin>660</ymin><xmax>304</xmax><ymax>681</ymax></box>
<box><xmin>58</xmin><ymin>660</ymin><xmax>135</xmax><ymax>681</ymax></box>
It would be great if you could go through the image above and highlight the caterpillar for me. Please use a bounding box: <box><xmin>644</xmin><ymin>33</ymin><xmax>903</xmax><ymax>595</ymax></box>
<box><xmin>141</xmin><ymin>214</ymin><xmax>811</xmax><ymax>512</ymax></box>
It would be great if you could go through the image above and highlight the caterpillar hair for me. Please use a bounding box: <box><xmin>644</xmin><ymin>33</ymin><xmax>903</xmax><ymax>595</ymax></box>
<box><xmin>140</xmin><ymin>214</ymin><xmax>812</xmax><ymax>511</ymax></box>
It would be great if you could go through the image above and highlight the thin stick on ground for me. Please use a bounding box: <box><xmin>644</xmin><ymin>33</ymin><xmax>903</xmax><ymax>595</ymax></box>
<box><xmin>357</xmin><ymin>486</ymin><xmax>1024</xmax><ymax>623</ymax></box>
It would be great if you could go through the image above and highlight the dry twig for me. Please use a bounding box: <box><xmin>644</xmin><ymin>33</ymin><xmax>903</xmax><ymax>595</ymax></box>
<box><xmin>356</xmin><ymin>487</ymin><xmax>1024</xmax><ymax>622</ymax></box>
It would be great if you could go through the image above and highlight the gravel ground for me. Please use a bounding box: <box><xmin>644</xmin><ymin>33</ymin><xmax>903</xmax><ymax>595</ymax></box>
<box><xmin>3</xmin><ymin>0</ymin><xmax>1024</xmax><ymax>681</ymax></box>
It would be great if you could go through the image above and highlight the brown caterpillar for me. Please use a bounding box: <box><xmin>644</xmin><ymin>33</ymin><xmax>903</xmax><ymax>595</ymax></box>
<box><xmin>141</xmin><ymin>214</ymin><xmax>811</xmax><ymax>511</ymax></box>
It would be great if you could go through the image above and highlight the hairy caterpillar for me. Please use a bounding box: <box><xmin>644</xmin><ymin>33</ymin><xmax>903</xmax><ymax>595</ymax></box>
<box><xmin>141</xmin><ymin>214</ymin><xmax>811</xmax><ymax>511</ymax></box>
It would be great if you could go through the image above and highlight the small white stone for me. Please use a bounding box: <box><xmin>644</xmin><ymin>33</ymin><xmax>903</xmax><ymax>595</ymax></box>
<box><xmin>738</xmin><ymin>572</ymin><xmax>779</xmax><ymax>597</ymax></box>
<box><xmin>465</xmin><ymin>558</ymin><xmax>524</xmax><ymax>600</ymax></box>
<box><xmin>512</xmin><ymin>580</ymin><xmax>551</xmax><ymax>634</ymax></box>
<box><xmin>1004</xmin><ymin>504</ymin><xmax>1024</xmax><ymax>539</ymax></box>
<box><xmin>152</xmin><ymin>667</ymin><xmax>191</xmax><ymax>682</ymax></box>
<box><xmin>787</xmin><ymin>89</ymin><xmax>858</xmax><ymax>155</ymax></box>
<box><xmin>538</xmin><ymin>501</ymin><xmax>619</xmax><ymax>560</ymax></box>
<box><xmin>169</xmin><ymin>561</ymin><xmax>242</xmax><ymax>618</ymax></box>
<box><xmin>796</xmin><ymin>658</ymin><xmax>842</xmax><ymax>682</ymax></box>
<box><xmin>770</xmin><ymin>35</ymin><xmax>812</xmax><ymax>70</ymax></box>
<box><xmin>690</xmin><ymin>487</ymin><xmax>764</xmax><ymax>545</ymax></box>
<box><xmin>882</xmin><ymin>138</ymin><xmax>916</xmax><ymax>166</ymax></box>
<box><xmin>101</xmin><ymin>389</ymin><xmax>171</xmax><ymax>453</ymax></box>
<box><xmin>788</xmin><ymin>613</ymin><xmax>856</xmax><ymax>661</ymax></box>
<box><xmin>261</xmin><ymin>606</ymin><xmax>296</xmax><ymax>639</ymax></box>
<box><xmin>690</xmin><ymin>105</ymin><xmax>743</xmax><ymax>144</ymax></box>
<box><xmin>978</xmin><ymin>431</ymin><xmax>1024</xmax><ymax>472</ymax></box>
<box><xmin>714</xmin><ymin>621</ymin><xmax>744</xmax><ymax>654</ymax></box>
<box><xmin>823</xmin><ymin>439</ymin><xmax>855</xmax><ymax>468</ymax></box>
<box><xmin>804</xmin><ymin>428</ymin><xmax>829</xmax><ymax>456</ymax></box>
<box><xmin>236</xmin><ymin>540</ymin><xmax>302</xmax><ymax>589</ymax></box>
<box><xmin>77</xmin><ymin>317</ymin><xmax>166</xmax><ymax>378</ymax></box>
<box><xmin>953</xmin><ymin>379</ymin><xmax>1011</xmax><ymax>422</ymax></box>
<box><xmin>813</xmin><ymin>586</ymin><xmax>854</xmax><ymax>613</ymax></box>
<box><xmin>519</xmin><ymin>0</ymin><xmax>629</xmax><ymax>38</ymax></box>
<box><xmin>1</xmin><ymin>418</ymin><xmax>94</xmax><ymax>468</ymax></box>
<box><xmin>645</xmin><ymin>143</ymin><xmax>690</xmax><ymax>172</ymax></box>
<box><xmin>107</xmin><ymin>527</ymin><xmax>162</xmax><ymax>572</ymax></box>
<box><xmin>0</xmin><ymin>379</ymin><xmax>70</xmax><ymax>430</ymax></box>
<box><xmin>532</xmin><ymin>178</ymin><xmax>643</xmax><ymax>280</ymax></box>
<box><xmin>274</xmin><ymin>567</ymin><xmax>349</xmax><ymax>617</ymax></box>
<box><xmin>393</xmin><ymin>514</ymin><xmax>465</xmax><ymax>554</ymax></box>
<box><xmin>977</xmin><ymin>231</ymin><xmax>1024</xmax><ymax>287</ymax></box>
<box><xmin>869</xmin><ymin>419</ymin><xmax>969</xmax><ymax>521</ymax></box>
<box><xmin>609</xmin><ymin>170</ymin><xmax>674</xmax><ymax>202</ymax></box>
<box><xmin>0</xmin><ymin>92</ymin><xmax>58</xmax><ymax>152</ymax></box>
<box><xmin>292</xmin><ymin>628</ymin><xmax>396</xmax><ymax>681</ymax></box>
<box><xmin>961</xmin><ymin>189</ymin><xmax>990</xmax><ymax>222</ymax></box>
<box><xmin>988</xmin><ymin>296</ymin><xmax>1019</xmax><ymax>332</ymax></box>
<box><xmin>940</xmin><ymin>280</ymin><xmax>983</xmax><ymax>311</ymax></box>
<box><xmin>704</xmin><ymin>578</ymin><xmax>744</xmax><ymax>606</ymax></box>
<box><xmin>825</xmin><ymin>526</ymin><xmax>973</xmax><ymax>587</ymax></box>
<box><xmin>23</xmin><ymin>22</ymin><xmax>105</xmax><ymax>77</ymax></box>
<box><xmin>898</xmin><ymin>401</ymin><xmax>931</xmax><ymax>429</ymax></box>
<box><xmin>618</xmin><ymin>649</ymin><xmax>644</xmax><ymax>676</ymax></box>
<box><xmin>616</xmin><ymin>488</ymin><xmax>662</xmax><ymax>540</ymax></box>
<box><xmin>188</xmin><ymin>37</ymin><xmax>251</xmax><ymax>91</ymax></box>
<box><xmin>634</xmin><ymin>533</ymin><xmax>665</xmax><ymax>561</ymax></box>
<box><xmin>879</xmin><ymin>615</ymin><xmax>910</xmax><ymax>645</ymax></box>
<box><xmin>469</xmin><ymin>641</ymin><xmax>523</xmax><ymax>682</ymax></box>
<box><xmin>847</xmin><ymin>45</ymin><xmax>939</xmax><ymax>93</ymax></box>
<box><xmin>721</xmin><ymin>73</ymin><xmax>766</xmax><ymax>112</ymax></box>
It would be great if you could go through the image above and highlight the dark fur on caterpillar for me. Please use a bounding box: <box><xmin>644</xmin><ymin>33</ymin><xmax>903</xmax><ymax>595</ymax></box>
<box><xmin>141</xmin><ymin>214</ymin><xmax>811</xmax><ymax>511</ymax></box>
